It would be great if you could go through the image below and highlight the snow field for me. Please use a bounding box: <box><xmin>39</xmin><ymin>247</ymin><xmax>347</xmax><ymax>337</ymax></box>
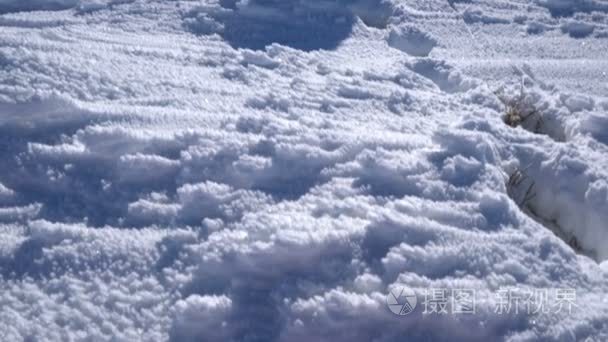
<box><xmin>1</xmin><ymin>0</ymin><xmax>608</xmax><ymax>341</ymax></box>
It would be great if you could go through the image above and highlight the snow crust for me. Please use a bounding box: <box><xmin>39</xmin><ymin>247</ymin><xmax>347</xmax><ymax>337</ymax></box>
<box><xmin>0</xmin><ymin>0</ymin><xmax>133</xmax><ymax>13</ymax></box>
<box><xmin>1</xmin><ymin>0</ymin><xmax>608</xmax><ymax>341</ymax></box>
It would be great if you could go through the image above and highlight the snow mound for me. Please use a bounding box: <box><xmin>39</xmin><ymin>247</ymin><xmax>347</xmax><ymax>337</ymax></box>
<box><xmin>537</xmin><ymin>0</ymin><xmax>608</xmax><ymax>16</ymax></box>
<box><xmin>580</xmin><ymin>113</ymin><xmax>608</xmax><ymax>145</ymax></box>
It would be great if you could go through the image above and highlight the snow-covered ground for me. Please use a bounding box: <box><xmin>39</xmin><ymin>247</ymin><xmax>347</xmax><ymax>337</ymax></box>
<box><xmin>1</xmin><ymin>0</ymin><xmax>608</xmax><ymax>341</ymax></box>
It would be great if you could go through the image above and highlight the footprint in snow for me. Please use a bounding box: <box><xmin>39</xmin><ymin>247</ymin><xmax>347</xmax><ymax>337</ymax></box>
<box><xmin>387</xmin><ymin>26</ymin><xmax>438</xmax><ymax>57</ymax></box>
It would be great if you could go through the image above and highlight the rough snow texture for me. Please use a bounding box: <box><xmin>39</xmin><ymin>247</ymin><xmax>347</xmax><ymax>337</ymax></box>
<box><xmin>1</xmin><ymin>0</ymin><xmax>608</xmax><ymax>341</ymax></box>
<box><xmin>0</xmin><ymin>0</ymin><xmax>134</xmax><ymax>13</ymax></box>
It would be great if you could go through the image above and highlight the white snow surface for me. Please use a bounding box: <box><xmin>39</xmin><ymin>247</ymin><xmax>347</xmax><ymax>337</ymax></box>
<box><xmin>1</xmin><ymin>0</ymin><xmax>608</xmax><ymax>341</ymax></box>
